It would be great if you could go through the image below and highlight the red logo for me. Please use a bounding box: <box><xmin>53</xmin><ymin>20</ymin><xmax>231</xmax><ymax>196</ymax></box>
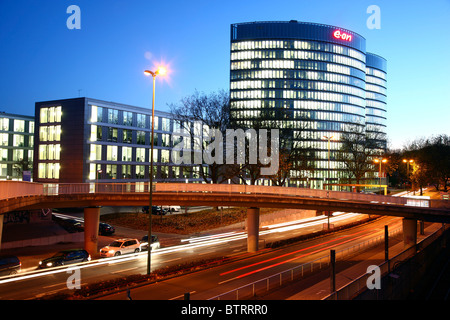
<box><xmin>333</xmin><ymin>30</ymin><xmax>352</xmax><ymax>41</ymax></box>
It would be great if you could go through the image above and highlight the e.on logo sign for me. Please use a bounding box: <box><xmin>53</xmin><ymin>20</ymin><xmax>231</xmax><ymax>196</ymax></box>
<box><xmin>333</xmin><ymin>30</ymin><xmax>352</xmax><ymax>41</ymax></box>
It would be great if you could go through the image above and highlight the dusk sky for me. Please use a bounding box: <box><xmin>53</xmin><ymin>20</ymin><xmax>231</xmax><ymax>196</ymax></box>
<box><xmin>0</xmin><ymin>0</ymin><xmax>449</xmax><ymax>149</ymax></box>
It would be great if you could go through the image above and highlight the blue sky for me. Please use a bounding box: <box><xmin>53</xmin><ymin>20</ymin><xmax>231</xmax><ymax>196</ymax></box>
<box><xmin>0</xmin><ymin>0</ymin><xmax>449</xmax><ymax>149</ymax></box>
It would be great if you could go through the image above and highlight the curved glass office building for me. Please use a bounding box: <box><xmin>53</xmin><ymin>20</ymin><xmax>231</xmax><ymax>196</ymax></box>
<box><xmin>230</xmin><ymin>21</ymin><xmax>387</xmax><ymax>188</ymax></box>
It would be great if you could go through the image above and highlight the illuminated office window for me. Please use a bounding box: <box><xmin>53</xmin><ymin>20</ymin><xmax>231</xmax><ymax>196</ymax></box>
<box><xmin>90</xmin><ymin>144</ymin><xmax>102</xmax><ymax>161</ymax></box>
<box><xmin>136</xmin><ymin>148</ymin><xmax>145</xmax><ymax>162</ymax></box>
<box><xmin>107</xmin><ymin>145</ymin><xmax>118</xmax><ymax>161</ymax></box>
<box><xmin>14</xmin><ymin>120</ymin><xmax>25</xmax><ymax>132</ymax></box>
<box><xmin>122</xmin><ymin>146</ymin><xmax>132</xmax><ymax>161</ymax></box>
<box><xmin>0</xmin><ymin>118</ymin><xmax>9</xmax><ymax>131</ymax></box>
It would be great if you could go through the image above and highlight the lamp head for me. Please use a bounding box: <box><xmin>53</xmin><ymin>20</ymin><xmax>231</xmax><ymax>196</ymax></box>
<box><xmin>157</xmin><ymin>67</ymin><xmax>167</xmax><ymax>76</ymax></box>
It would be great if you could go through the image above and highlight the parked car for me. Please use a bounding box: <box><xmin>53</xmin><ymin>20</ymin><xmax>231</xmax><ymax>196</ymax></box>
<box><xmin>0</xmin><ymin>255</ymin><xmax>21</xmax><ymax>276</ymax></box>
<box><xmin>99</xmin><ymin>238</ymin><xmax>141</xmax><ymax>257</ymax></box>
<box><xmin>58</xmin><ymin>218</ymin><xmax>84</xmax><ymax>232</ymax></box>
<box><xmin>142</xmin><ymin>206</ymin><xmax>168</xmax><ymax>215</ymax></box>
<box><xmin>38</xmin><ymin>249</ymin><xmax>91</xmax><ymax>269</ymax></box>
<box><xmin>140</xmin><ymin>235</ymin><xmax>161</xmax><ymax>251</ymax></box>
<box><xmin>99</xmin><ymin>222</ymin><xmax>115</xmax><ymax>236</ymax></box>
<box><xmin>161</xmin><ymin>205</ymin><xmax>181</xmax><ymax>213</ymax></box>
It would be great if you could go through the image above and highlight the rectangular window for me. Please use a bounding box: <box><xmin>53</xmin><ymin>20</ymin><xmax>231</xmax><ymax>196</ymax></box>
<box><xmin>123</xmin><ymin>129</ymin><xmax>132</xmax><ymax>143</ymax></box>
<box><xmin>161</xmin><ymin>166</ymin><xmax>168</xmax><ymax>179</ymax></box>
<box><xmin>55</xmin><ymin>106</ymin><xmax>62</xmax><ymax>122</ymax></box>
<box><xmin>38</xmin><ymin>163</ymin><xmax>46</xmax><ymax>178</ymax></box>
<box><xmin>13</xmin><ymin>149</ymin><xmax>23</xmax><ymax>161</ymax></box>
<box><xmin>0</xmin><ymin>133</ymin><xmax>8</xmax><ymax>146</ymax></box>
<box><xmin>107</xmin><ymin>145</ymin><xmax>118</xmax><ymax>161</ymax></box>
<box><xmin>39</xmin><ymin>145</ymin><xmax>47</xmax><ymax>160</ymax></box>
<box><xmin>122</xmin><ymin>146</ymin><xmax>132</xmax><ymax>161</ymax></box>
<box><xmin>122</xmin><ymin>165</ymin><xmax>131</xmax><ymax>179</ymax></box>
<box><xmin>137</xmin><ymin>114</ymin><xmax>146</xmax><ymax>128</ymax></box>
<box><xmin>136</xmin><ymin>148</ymin><xmax>145</xmax><ymax>162</ymax></box>
<box><xmin>107</xmin><ymin>128</ymin><xmax>118</xmax><ymax>142</ymax></box>
<box><xmin>1</xmin><ymin>163</ymin><xmax>7</xmax><ymax>176</ymax></box>
<box><xmin>90</xmin><ymin>144</ymin><xmax>102</xmax><ymax>161</ymax></box>
<box><xmin>108</xmin><ymin>109</ymin><xmax>119</xmax><ymax>124</ymax></box>
<box><xmin>162</xmin><ymin>118</ymin><xmax>170</xmax><ymax>131</ymax></box>
<box><xmin>40</xmin><ymin>108</ymin><xmax>48</xmax><ymax>123</ymax></box>
<box><xmin>14</xmin><ymin>120</ymin><xmax>25</xmax><ymax>132</ymax></box>
<box><xmin>172</xmin><ymin>166</ymin><xmax>180</xmax><ymax>179</ymax></box>
<box><xmin>106</xmin><ymin>164</ymin><xmax>117</xmax><ymax>179</ymax></box>
<box><xmin>136</xmin><ymin>165</ymin><xmax>145</xmax><ymax>179</ymax></box>
<box><xmin>13</xmin><ymin>134</ymin><xmax>24</xmax><ymax>147</ymax></box>
<box><xmin>97</xmin><ymin>126</ymin><xmax>103</xmax><ymax>141</ymax></box>
<box><xmin>137</xmin><ymin>131</ymin><xmax>146</xmax><ymax>145</ymax></box>
<box><xmin>90</xmin><ymin>105</ymin><xmax>103</xmax><ymax>123</ymax></box>
<box><xmin>123</xmin><ymin>111</ymin><xmax>133</xmax><ymax>126</ymax></box>
<box><xmin>161</xmin><ymin>149</ymin><xmax>170</xmax><ymax>163</ymax></box>
<box><xmin>1</xmin><ymin>148</ymin><xmax>8</xmax><ymax>161</ymax></box>
<box><xmin>161</xmin><ymin>134</ymin><xmax>170</xmax><ymax>147</ymax></box>
<box><xmin>0</xmin><ymin>118</ymin><xmax>9</xmax><ymax>131</ymax></box>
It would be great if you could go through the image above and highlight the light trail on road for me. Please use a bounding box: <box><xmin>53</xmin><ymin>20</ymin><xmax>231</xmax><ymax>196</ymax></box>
<box><xmin>0</xmin><ymin>212</ymin><xmax>367</xmax><ymax>286</ymax></box>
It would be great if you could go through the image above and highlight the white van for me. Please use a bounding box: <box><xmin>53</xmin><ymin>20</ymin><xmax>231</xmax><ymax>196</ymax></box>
<box><xmin>161</xmin><ymin>205</ymin><xmax>181</xmax><ymax>213</ymax></box>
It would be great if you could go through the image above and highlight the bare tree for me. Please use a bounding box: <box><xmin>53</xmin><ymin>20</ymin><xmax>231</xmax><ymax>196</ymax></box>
<box><xmin>337</xmin><ymin>124</ymin><xmax>386</xmax><ymax>190</ymax></box>
<box><xmin>230</xmin><ymin>106</ymin><xmax>315</xmax><ymax>185</ymax></box>
<box><xmin>169</xmin><ymin>89</ymin><xmax>230</xmax><ymax>184</ymax></box>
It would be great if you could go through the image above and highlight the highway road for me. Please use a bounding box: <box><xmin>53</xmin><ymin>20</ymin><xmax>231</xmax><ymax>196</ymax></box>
<box><xmin>99</xmin><ymin>215</ymin><xmax>409</xmax><ymax>300</ymax></box>
<box><xmin>1</xmin><ymin>210</ymin><xmax>421</xmax><ymax>300</ymax></box>
<box><xmin>0</xmin><ymin>211</ymin><xmax>373</xmax><ymax>300</ymax></box>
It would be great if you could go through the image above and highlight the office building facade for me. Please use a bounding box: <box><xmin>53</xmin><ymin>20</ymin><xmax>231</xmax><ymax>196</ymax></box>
<box><xmin>0</xmin><ymin>112</ymin><xmax>34</xmax><ymax>180</ymax></box>
<box><xmin>33</xmin><ymin>97</ymin><xmax>202</xmax><ymax>184</ymax></box>
<box><xmin>230</xmin><ymin>21</ymin><xmax>387</xmax><ymax>188</ymax></box>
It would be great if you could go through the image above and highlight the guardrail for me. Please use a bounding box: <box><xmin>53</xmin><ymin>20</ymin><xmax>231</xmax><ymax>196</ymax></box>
<box><xmin>38</xmin><ymin>182</ymin><xmax>412</xmax><ymax>205</ymax></box>
<box><xmin>1</xmin><ymin>181</ymin><xmax>441</xmax><ymax>209</ymax></box>
<box><xmin>322</xmin><ymin>224</ymin><xmax>448</xmax><ymax>300</ymax></box>
<box><xmin>207</xmin><ymin>227</ymin><xmax>402</xmax><ymax>300</ymax></box>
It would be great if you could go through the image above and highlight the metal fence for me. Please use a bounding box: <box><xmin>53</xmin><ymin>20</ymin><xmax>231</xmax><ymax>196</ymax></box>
<box><xmin>1</xmin><ymin>181</ymin><xmax>435</xmax><ymax>209</ymax></box>
<box><xmin>37</xmin><ymin>182</ymin><xmax>415</xmax><ymax>205</ymax></box>
<box><xmin>323</xmin><ymin>224</ymin><xmax>448</xmax><ymax>300</ymax></box>
<box><xmin>207</xmin><ymin>227</ymin><xmax>402</xmax><ymax>300</ymax></box>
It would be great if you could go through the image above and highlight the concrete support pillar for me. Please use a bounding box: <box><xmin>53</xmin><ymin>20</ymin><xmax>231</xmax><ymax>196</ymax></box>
<box><xmin>0</xmin><ymin>214</ymin><xmax>3</xmax><ymax>251</ymax></box>
<box><xmin>402</xmin><ymin>218</ymin><xmax>417</xmax><ymax>250</ymax></box>
<box><xmin>247</xmin><ymin>207</ymin><xmax>260</xmax><ymax>253</ymax></box>
<box><xmin>84</xmin><ymin>207</ymin><xmax>101</xmax><ymax>258</ymax></box>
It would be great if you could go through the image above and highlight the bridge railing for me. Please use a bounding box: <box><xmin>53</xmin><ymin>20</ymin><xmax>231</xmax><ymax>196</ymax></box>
<box><xmin>1</xmin><ymin>181</ymin><xmax>434</xmax><ymax>208</ymax></box>
<box><xmin>0</xmin><ymin>181</ymin><xmax>44</xmax><ymax>200</ymax></box>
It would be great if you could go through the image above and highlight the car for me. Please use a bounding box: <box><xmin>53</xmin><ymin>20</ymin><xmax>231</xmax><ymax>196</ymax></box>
<box><xmin>99</xmin><ymin>222</ymin><xmax>115</xmax><ymax>236</ymax></box>
<box><xmin>0</xmin><ymin>255</ymin><xmax>21</xmax><ymax>276</ymax></box>
<box><xmin>38</xmin><ymin>249</ymin><xmax>91</xmax><ymax>269</ymax></box>
<box><xmin>161</xmin><ymin>205</ymin><xmax>181</xmax><ymax>213</ymax></box>
<box><xmin>99</xmin><ymin>238</ymin><xmax>141</xmax><ymax>257</ymax></box>
<box><xmin>59</xmin><ymin>218</ymin><xmax>84</xmax><ymax>232</ymax></box>
<box><xmin>140</xmin><ymin>235</ymin><xmax>161</xmax><ymax>251</ymax></box>
<box><xmin>142</xmin><ymin>206</ymin><xmax>168</xmax><ymax>215</ymax></box>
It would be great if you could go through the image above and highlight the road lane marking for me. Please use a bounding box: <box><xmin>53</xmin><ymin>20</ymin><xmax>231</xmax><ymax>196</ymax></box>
<box><xmin>169</xmin><ymin>291</ymin><xmax>196</xmax><ymax>300</ymax></box>
<box><xmin>110</xmin><ymin>267</ymin><xmax>139</xmax><ymax>274</ymax></box>
<box><xmin>233</xmin><ymin>231</ymin><xmax>375</xmax><ymax>280</ymax></box>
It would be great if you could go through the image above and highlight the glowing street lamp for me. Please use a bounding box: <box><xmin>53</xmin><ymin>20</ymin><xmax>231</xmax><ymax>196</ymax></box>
<box><xmin>373</xmin><ymin>158</ymin><xmax>388</xmax><ymax>188</ymax></box>
<box><xmin>402</xmin><ymin>159</ymin><xmax>415</xmax><ymax>192</ymax></box>
<box><xmin>322</xmin><ymin>135</ymin><xmax>335</xmax><ymax>191</ymax></box>
<box><xmin>144</xmin><ymin>66</ymin><xmax>167</xmax><ymax>275</ymax></box>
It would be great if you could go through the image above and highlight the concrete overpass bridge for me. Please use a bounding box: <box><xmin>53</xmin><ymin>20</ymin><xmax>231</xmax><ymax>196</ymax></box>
<box><xmin>1</xmin><ymin>181</ymin><xmax>449</xmax><ymax>256</ymax></box>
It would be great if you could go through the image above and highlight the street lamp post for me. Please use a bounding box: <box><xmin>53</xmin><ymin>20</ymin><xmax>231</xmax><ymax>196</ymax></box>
<box><xmin>322</xmin><ymin>135</ymin><xmax>334</xmax><ymax>230</ymax></box>
<box><xmin>402</xmin><ymin>159</ymin><xmax>414</xmax><ymax>194</ymax></box>
<box><xmin>322</xmin><ymin>135</ymin><xmax>334</xmax><ymax>191</ymax></box>
<box><xmin>373</xmin><ymin>157</ymin><xmax>388</xmax><ymax>191</ymax></box>
<box><xmin>144</xmin><ymin>67</ymin><xmax>166</xmax><ymax>275</ymax></box>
